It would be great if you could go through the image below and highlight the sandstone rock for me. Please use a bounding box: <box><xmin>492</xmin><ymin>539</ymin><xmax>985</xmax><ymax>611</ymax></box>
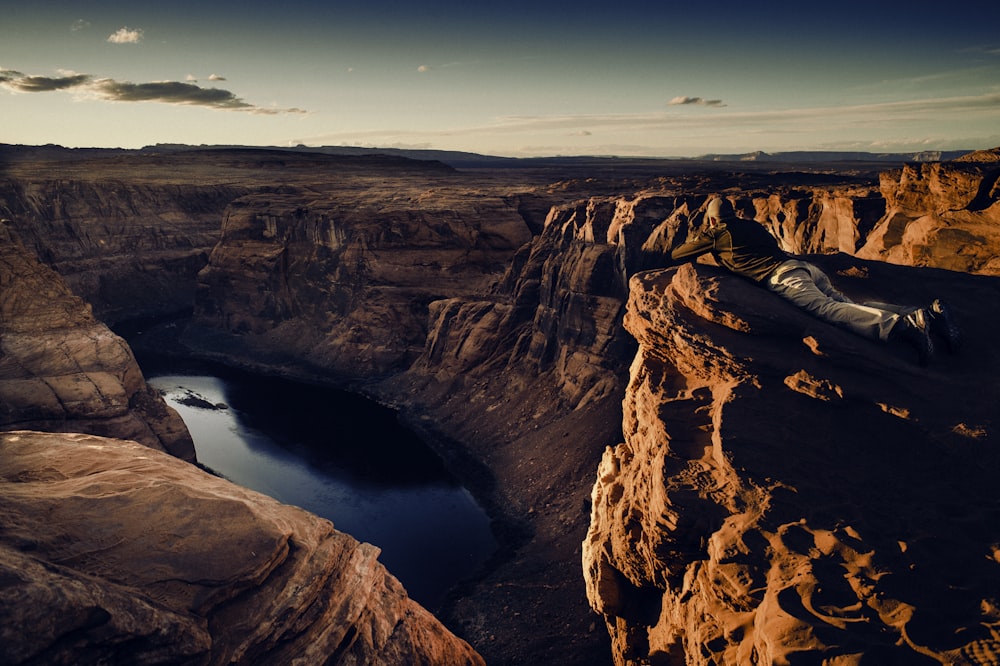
<box><xmin>0</xmin><ymin>430</ymin><xmax>484</xmax><ymax>665</ymax></box>
<box><xmin>584</xmin><ymin>256</ymin><xmax>1000</xmax><ymax>665</ymax></box>
<box><xmin>858</xmin><ymin>150</ymin><xmax>1000</xmax><ymax>274</ymax></box>
<box><xmin>182</xmin><ymin>179</ymin><xmax>939</xmax><ymax>666</ymax></box>
<box><xmin>752</xmin><ymin>191</ymin><xmax>884</xmax><ymax>255</ymax></box>
<box><xmin>0</xmin><ymin>231</ymin><xmax>194</xmax><ymax>460</ymax></box>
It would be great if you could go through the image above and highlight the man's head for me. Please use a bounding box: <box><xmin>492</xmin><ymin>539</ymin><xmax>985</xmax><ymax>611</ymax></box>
<box><xmin>703</xmin><ymin>197</ymin><xmax>737</xmax><ymax>228</ymax></box>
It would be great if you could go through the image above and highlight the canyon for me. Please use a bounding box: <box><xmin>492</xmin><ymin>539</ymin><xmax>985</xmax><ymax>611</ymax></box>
<box><xmin>2</xmin><ymin>144</ymin><xmax>999</xmax><ymax>665</ymax></box>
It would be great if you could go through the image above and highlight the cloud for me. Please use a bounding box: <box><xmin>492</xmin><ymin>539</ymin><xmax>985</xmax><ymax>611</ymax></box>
<box><xmin>71</xmin><ymin>19</ymin><xmax>90</xmax><ymax>32</ymax></box>
<box><xmin>0</xmin><ymin>67</ymin><xmax>306</xmax><ymax>115</ymax></box>
<box><xmin>0</xmin><ymin>70</ymin><xmax>92</xmax><ymax>92</ymax></box>
<box><xmin>669</xmin><ymin>96</ymin><xmax>726</xmax><ymax>108</ymax></box>
<box><xmin>107</xmin><ymin>27</ymin><xmax>144</xmax><ymax>44</ymax></box>
<box><xmin>417</xmin><ymin>65</ymin><xmax>431</xmax><ymax>73</ymax></box>
<box><xmin>187</xmin><ymin>74</ymin><xmax>227</xmax><ymax>83</ymax></box>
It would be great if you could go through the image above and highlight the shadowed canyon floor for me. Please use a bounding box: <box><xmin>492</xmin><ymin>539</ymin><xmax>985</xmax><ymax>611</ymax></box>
<box><xmin>2</xmin><ymin>145</ymin><xmax>1000</xmax><ymax>664</ymax></box>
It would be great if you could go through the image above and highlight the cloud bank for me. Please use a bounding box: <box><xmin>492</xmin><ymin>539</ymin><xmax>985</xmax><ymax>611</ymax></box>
<box><xmin>0</xmin><ymin>68</ymin><xmax>305</xmax><ymax>115</ymax></box>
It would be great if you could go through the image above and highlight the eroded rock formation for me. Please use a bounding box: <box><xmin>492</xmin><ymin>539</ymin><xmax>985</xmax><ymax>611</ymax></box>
<box><xmin>858</xmin><ymin>148</ymin><xmax>1000</xmax><ymax>274</ymax></box>
<box><xmin>584</xmin><ymin>257</ymin><xmax>1000</xmax><ymax>664</ymax></box>
<box><xmin>0</xmin><ymin>229</ymin><xmax>194</xmax><ymax>459</ymax></box>
<box><xmin>182</xmin><ymin>155</ymin><xmax>1000</xmax><ymax>664</ymax></box>
<box><xmin>0</xmin><ymin>430</ymin><xmax>484</xmax><ymax>665</ymax></box>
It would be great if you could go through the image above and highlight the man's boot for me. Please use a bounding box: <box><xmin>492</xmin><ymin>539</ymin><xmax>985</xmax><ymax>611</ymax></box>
<box><xmin>928</xmin><ymin>299</ymin><xmax>961</xmax><ymax>354</ymax></box>
<box><xmin>891</xmin><ymin>308</ymin><xmax>935</xmax><ymax>366</ymax></box>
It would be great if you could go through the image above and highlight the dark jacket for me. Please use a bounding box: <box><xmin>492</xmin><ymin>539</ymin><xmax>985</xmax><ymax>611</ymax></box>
<box><xmin>667</xmin><ymin>217</ymin><xmax>788</xmax><ymax>283</ymax></box>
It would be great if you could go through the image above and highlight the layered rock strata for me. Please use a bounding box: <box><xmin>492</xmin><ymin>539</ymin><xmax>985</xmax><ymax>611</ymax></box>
<box><xmin>0</xmin><ymin>177</ymin><xmax>241</xmax><ymax>322</ymax></box>
<box><xmin>584</xmin><ymin>256</ymin><xmax>1000</xmax><ymax>664</ymax></box>
<box><xmin>0</xmin><ymin>430</ymin><xmax>484</xmax><ymax>666</ymax></box>
<box><xmin>182</xmin><ymin>164</ymin><xmax>989</xmax><ymax>664</ymax></box>
<box><xmin>0</xmin><ymin>229</ymin><xmax>193</xmax><ymax>460</ymax></box>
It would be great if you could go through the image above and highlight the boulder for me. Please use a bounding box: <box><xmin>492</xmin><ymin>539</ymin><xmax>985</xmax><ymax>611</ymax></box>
<box><xmin>0</xmin><ymin>430</ymin><xmax>484</xmax><ymax>665</ymax></box>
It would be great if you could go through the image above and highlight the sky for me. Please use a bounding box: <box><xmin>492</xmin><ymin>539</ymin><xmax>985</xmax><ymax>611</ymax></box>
<box><xmin>2</xmin><ymin>0</ymin><xmax>999</xmax><ymax>158</ymax></box>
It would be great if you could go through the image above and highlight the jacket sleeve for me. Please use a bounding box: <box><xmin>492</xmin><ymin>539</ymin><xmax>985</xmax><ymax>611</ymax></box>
<box><xmin>631</xmin><ymin>232</ymin><xmax>714</xmax><ymax>275</ymax></box>
<box><xmin>669</xmin><ymin>234</ymin><xmax>715</xmax><ymax>261</ymax></box>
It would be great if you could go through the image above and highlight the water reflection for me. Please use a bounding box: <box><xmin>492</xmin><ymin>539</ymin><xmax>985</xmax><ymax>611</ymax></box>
<box><xmin>147</xmin><ymin>370</ymin><xmax>495</xmax><ymax>609</ymax></box>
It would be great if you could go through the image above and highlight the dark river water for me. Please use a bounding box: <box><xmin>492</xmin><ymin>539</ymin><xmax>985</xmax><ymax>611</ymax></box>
<box><xmin>140</xmin><ymin>359</ymin><xmax>496</xmax><ymax>610</ymax></box>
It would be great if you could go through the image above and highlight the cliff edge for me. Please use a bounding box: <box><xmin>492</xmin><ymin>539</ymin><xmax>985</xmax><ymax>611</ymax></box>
<box><xmin>0</xmin><ymin>430</ymin><xmax>483</xmax><ymax>665</ymax></box>
<box><xmin>584</xmin><ymin>256</ymin><xmax>1000</xmax><ymax>664</ymax></box>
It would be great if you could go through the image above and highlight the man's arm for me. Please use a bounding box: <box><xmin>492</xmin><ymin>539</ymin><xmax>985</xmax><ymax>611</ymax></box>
<box><xmin>629</xmin><ymin>230</ymin><xmax>714</xmax><ymax>275</ymax></box>
<box><xmin>670</xmin><ymin>234</ymin><xmax>714</xmax><ymax>261</ymax></box>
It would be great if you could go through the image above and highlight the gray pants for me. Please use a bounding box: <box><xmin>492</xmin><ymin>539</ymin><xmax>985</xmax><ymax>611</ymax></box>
<box><xmin>766</xmin><ymin>260</ymin><xmax>912</xmax><ymax>341</ymax></box>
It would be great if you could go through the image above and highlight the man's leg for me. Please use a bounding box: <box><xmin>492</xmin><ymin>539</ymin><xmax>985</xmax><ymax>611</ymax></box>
<box><xmin>767</xmin><ymin>261</ymin><xmax>900</xmax><ymax>341</ymax></box>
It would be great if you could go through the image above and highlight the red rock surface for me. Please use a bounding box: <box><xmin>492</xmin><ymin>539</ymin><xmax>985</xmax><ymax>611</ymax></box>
<box><xmin>858</xmin><ymin>148</ymin><xmax>1000</xmax><ymax>274</ymax></box>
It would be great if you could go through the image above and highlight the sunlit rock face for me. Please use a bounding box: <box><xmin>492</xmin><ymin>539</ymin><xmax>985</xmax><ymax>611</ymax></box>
<box><xmin>407</xmin><ymin>195</ymin><xmax>645</xmax><ymax>411</ymax></box>
<box><xmin>0</xmin><ymin>230</ymin><xmax>194</xmax><ymax>460</ymax></box>
<box><xmin>583</xmin><ymin>256</ymin><xmax>1000</xmax><ymax>665</ymax></box>
<box><xmin>858</xmin><ymin>147</ymin><xmax>1000</xmax><ymax>274</ymax></box>
<box><xmin>750</xmin><ymin>191</ymin><xmax>885</xmax><ymax>255</ymax></box>
<box><xmin>0</xmin><ymin>430</ymin><xmax>484</xmax><ymax>666</ymax></box>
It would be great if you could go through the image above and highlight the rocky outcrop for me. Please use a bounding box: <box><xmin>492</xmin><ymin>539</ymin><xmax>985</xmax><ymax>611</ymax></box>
<box><xmin>584</xmin><ymin>256</ymin><xmax>1000</xmax><ymax>665</ymax></box>
<box><xmin>751</xmin><ymin>191</ymin><xmax>885</xmax><ymax>255</ymax></box>
<box><xmin>0</xmin><ymin>229</ymin><xmax>194</xmax><ymax>460</ymax></box>
<box><xmin>0</xmin><ymin>429</ymin><xmax>484</xmax><ymax>665</ymax></box>
<box><xmin>858</xmin><ymin>148</ymin><xmax>1000</xmax><ymax>274</ymax></box>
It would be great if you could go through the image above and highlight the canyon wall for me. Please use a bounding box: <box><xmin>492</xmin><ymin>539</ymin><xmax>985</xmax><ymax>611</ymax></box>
<box><xmin>185</xmin><ymin>184</ymin><xmax>534</xmax><ymax>378</ymax></box>
<box><xmin>0</xmin><ymin>176</ymin><xmax>240</xmax><ymax>322</ymax></box>
<box><xmin>0</xmin><ymin>228</ymin><xmax>194</xmax><ymax>459</ymax></box>
<box><xmin>0</xmin><ymin>223</ymin><xmax>485</xmax><ymax>665</ymax></box>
